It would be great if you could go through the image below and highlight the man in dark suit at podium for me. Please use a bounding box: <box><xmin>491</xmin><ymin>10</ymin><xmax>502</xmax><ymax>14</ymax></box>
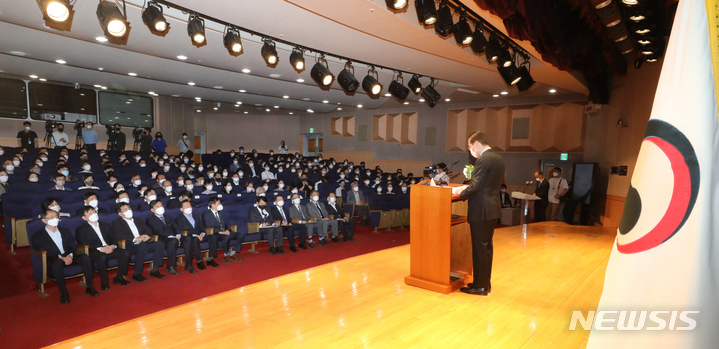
<box><xmin>533</xmin><ymin>171</ymin><xmax>549</xmax><ymax>222</ymax></box>
<box><xmin>459</xmin><ymin>131</ymin><xmax>505</xmax><ymax>296</ymax></box>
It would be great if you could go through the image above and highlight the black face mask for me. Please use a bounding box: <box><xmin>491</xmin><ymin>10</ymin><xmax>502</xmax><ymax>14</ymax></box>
<box><xmin>258</xmin><ymin>205</ymin><xmax>266</xmax><ymax>210</ymax></box>
<box><xmin>57</xmin><ymin>128</ymin><xmax>64</xmax><ymax>132</ymax></box>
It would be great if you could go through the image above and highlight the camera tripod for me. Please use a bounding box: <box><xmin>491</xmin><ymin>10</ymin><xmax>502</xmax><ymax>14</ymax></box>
<box><xmin>43</xmin><ymin>132</ymin><xmax>56</xmax><ymax>148</ymax></box>
<box><xmin>75</xmin><ymin>132</ymin><xmax>83</xmax><ymax>150</ymax></box>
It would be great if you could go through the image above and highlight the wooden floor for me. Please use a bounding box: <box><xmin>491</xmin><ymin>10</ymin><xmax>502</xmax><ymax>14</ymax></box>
<box><xmin>49</xmin><ymin>222</ymin><xmax>616</xmax><ymax>349</ymax></box>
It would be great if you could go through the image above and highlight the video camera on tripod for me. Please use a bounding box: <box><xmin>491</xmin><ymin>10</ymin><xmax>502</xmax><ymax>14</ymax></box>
<box><xmin>73</xmin><ymin>120</ymin><xmax>85</xmax><ymax>134</ymax></box>
<box><xmin>44</xmin><ymin>120</ymin><xmax>57</xmax><ymax>133</ymax></box>
<box><xmin>132</xmin><ymin>127</ymin><xmax>144</xmax><ymax>142</ymax></box>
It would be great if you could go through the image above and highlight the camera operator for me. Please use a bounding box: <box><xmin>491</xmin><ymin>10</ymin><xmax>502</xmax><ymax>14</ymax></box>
<box><xmin>112</xmin><ymin>124</ymin><xmax>126</xmax><ymax>151</ymax></box>
<box><xmin>17</xmin><ymin>121</ymin><xmax>39</xmax><ymax>149</ymax></box>
<box><xmin>52</xmin><ymin>123</ymin><xmax>69</xmax><ymax>149</ymax></box>
<box><xmin>82</xmin><ymin>122</ymin><xmax>99</xmax><ymax>151</ymax></box>
<box><xmin>139</xmin><ymin>128</ymin><xmax>153</xmax><ymax>153</ymax></box>
<box><xmin>432</xmin><ymin>163</ymin><xmax>449</xmax><ymax>184</ymax></box>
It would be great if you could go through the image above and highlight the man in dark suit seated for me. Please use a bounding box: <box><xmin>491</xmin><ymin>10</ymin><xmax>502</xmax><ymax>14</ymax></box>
<box><xmin>345</xmin><ymin>181</ymin><xmax>369</xmax><ymax>226</ymax></box>
<box><xmin>175</xmin><ymin>200</ymin><xmax>217</xmax><ymax>270</ymax></box>
<box><xmin>32</xmin><ymin>209</ymin><xmax>98</xmax><ymax>303</ymax></box>
<box><xmin>306</xmin><ymin>190</ymin><xmax>337</xmax><ymax>247</ymax></box>
<box><xmin>75</xmin><ymin>191</ymin><xmax>108</xmax><ymax>216</ymax></box>
<box><xmin>288</xmin><ymin>193</ymin><xmax>312</xmax><ymax>249</ymax></box>
<box><xmin>110</xmin><ymin>203</ymin><xmax>166</xmax><ymax>282</ymax></box>
<box><xmin>202</xmin><ymin>197</ymin><xmax>243</xmax><ymax>264</ymax></box>
<box><xmin>248</xmin><ymin>196</ymin><xmax>284</xmax><ymax>255</ymax></box>
<box><xmin>500</xmin><ymin>184</ymin><xmax>514</xmax><ymax>208</ymax></box>
<box><xmin>157</xmin><ymin>180</ymin><xmax>174</xmax><ymax>200</ymax></box>
<box><xmin>270</xmin><ymin>195</ymin><xmax>305</xmax><ymax>253</ymax></box>
<box><xmin>166</xmin><ymin>190</ymin><xmax>191</xmax><ymax>209</ymax></box>
<box><xmin>137</xmin><ymin>189</ymin><xmax>157</xmax><ymax>212</ymax></box>
<box><xmin>326</xmin><ymin>192</ymin><xmax>356</xmax><ymax>242</ymax></box>
<box><xmin>146</xmin><ymin>200</ymin><xmax>188</xmax><ymax>275</ymax></box>
<box><xmin>75</xmin><ymin>206</ymin><xmax>130</xmax><ymax>290</ymax></box>
<box><xmin>49</xmin><ymin>173</ymin><xmax>72</xmax><ymax>191</ymax></box>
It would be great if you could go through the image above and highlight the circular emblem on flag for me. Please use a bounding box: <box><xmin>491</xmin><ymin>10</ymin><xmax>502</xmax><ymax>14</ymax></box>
<box><xmin>617</xmin><ymin>120</ymin><xmax>700</xmax><ymax>254</ymax></box>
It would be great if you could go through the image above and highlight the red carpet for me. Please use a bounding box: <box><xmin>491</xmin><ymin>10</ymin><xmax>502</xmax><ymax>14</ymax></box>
<box><xmin>0</xmin><ymin>226</ymin><xmax>410</xmax><ymax>349</ymax></box>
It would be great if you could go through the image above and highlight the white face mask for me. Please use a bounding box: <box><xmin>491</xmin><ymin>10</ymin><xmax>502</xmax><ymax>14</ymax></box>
<box><xmin>312</xmin><ymin>195</ymin><xmax>319</xmax><ymax>201</ymax></box>
<box><xmin>165</xmin><ymin>186</ymin><xmax>172</xmax><ymax>193</ymax></box>
<box><xmin>401</xmin><ymin>187</ymin><xmax>407</xmax><ymax>193</ymax></box>
<box><xmin>12</xmin><ymin>161</ymin><xmax>20</xmax><ymax>166</ymax></box>
<box><xmin>183</xmin><ymin>207</ymin><xmax>193</xmax><ymax>215</ymax></box>
<box><xmin>89</xmin><ymin>213</ymin><xmax>99</xmax><ymax>222</ymax></box>
<box><xmin>340</xmin><ymin>175</ymin><xmax>345</xmax><ymax>178</ymax></box>
<box><xmin>55</xmin><ymin>180</ymin><xmax>65</xmax><ymax>187</ymax></box>
<box><xmin>364</xmin><ymin>180</ymin><xmax>370</xmax><ymax>185</ymax></box>
<box><xmin>158</xmin><ymin>161</ymin><xmax>164</xmax><ymax>166</ymax></box>
<box><xmin>279</xmin><ymin>183</ymin><xmax>285</xmax><ymax>188</ymax></box>
<box><xmin>535</xmin><ymin>177</ymin><xmax>541</xmax><ymax>182</ymax></box>
<box><xmin>25</xmin><ymin>126</ymin><xmax>31</xmax><ymax>131</ymax></box>
<box><xmin>291</xmin><ymin>169</ymin><xmax>296</xmax><ymax>173</ymax></box>
<box><xmin>86</xmin><ymin>125</ymin><xmax>92</xmax><ymax>129</ymax></box>
<box><xmin>232</xmin><ymin>178</ymin><xmax>240</xmax><ymax>183</ymax></box>
<box><xmin>226</xmin><ymin>186</ymin><xmax>232</xmax><ymax>191</ymax></box>
<box><xmin>469</xmin><ymin>143</ymin><xmax>478</xmax><ymax>158</ymax></box>
<box><xmin>501</xmin><ymin>189</ymin><xmax>506</xmax><ymax>193</ymax></box>
<box><xmin>553</xmin><ymin>172</ymin><xmax>559</xmax><ymax>177</ymax></box>
<box><xmin>217</xmin><ymin>204</ymin><xmax>224</xmax><ymax>211</ymax></box>
<box><xmin>37</xmin><ymin>162</ymin><xmax>43</xmax><ymax>167</ymax></box>
<box><xmin>263</xmin><ymin>185</ymin><xmax>269</xmax><ymax>191</ymax></box>
<box><xmin>238</xmin><ymin>172</ymin><xmax>244</xmax><ymax>177</ymax></box>
<box><xmin>50</xmin><ymin>204</ymin><xmax>61</xmax><ymax>212</ymax></box>
<box><xmin>291</xmin><ymin>189</ymin><xmax>298</xmax><ymax>194</ymax></box>
<box><xmin>353</xmin><ymin>186</ymin><xmax>359</xmax><ymax>192</ymax></box>
<box><xmin>0</xmin><ymin>175</ymin><xmax>7</xmax><ymax>183</ymax></box>
<box><xmin>47</xmin><ymin>218</ymin><xmax>60</xmax><ymax>227</ymax></box>
<box><xmin>186</xmin><ymin>184</ymin><xmax>194</xmax><ymax>191</ymax></box>
<box><xmin>148</xmin><ymin>194</ymin><xmax>157</xmax><ymax>201</ymax></box>
<box><xmin>329</xmin><ymin>197</ymin><xmax>336</xmax><ymax>203</ymax></box>
<box><xmin>293</xmin><ymin>198</ymin><xmax>301</xmax><ymax>205</ymax></box>
<box><xmin>124</xmin><ymin>210</ymin><xmax>133</xmax><ymax>219</ymax></box>
<box><xmin>159</xmin><ymin>179</ymin><xmax>166</xmax><ymax>184</ymax></box>
<box><xmin>205</xmin><ymin>185</ymin><xmax>213</xmax><ymax>191</ymax></box>
<box><xmin>164</xmin><ymin>166</ymin><xmax>170</xmax><ymax>172</ymax></box>
<box><xmin>387</xmin><ymin>187</ymin><xmax>393</xmax><ymax>192</ymax></box>
<box><xmin>377</xmin><ymin>188</ymin><xmax>382</xmax><ymax>193</ymax></box>
<box><xmin>277</xmin><ymin>200</ymin><xmax>285</xmax><ymax>206</ymax></box>
<box><xmin>119</xmin><ymin>197</ymin><xmax>130</xmax><ymax>203</ymax></box>
<box><xmin>88</xmin><ymin>199</ymin><xmax>98</xmax><ymax>207</ymax></box>
<box><xmin>155</xmin><ymin>207</ymin><xmax>165</xmax><ymax>216</ymax></box>
<box><xmin>183</xmin><ymin>135</ymin><xmax>188</xmax><ymax>139</ymax></box>
<box><xmin>140</xmin><ymin>164</ymin><xmax>146</xmax><ymax>168</ymax></box>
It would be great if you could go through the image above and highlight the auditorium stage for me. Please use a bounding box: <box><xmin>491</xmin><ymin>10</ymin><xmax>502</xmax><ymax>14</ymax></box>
<box><xmin>49</xmin><ymin>222</ymin><xmax>616</xmax><ymax>348</ymax></box>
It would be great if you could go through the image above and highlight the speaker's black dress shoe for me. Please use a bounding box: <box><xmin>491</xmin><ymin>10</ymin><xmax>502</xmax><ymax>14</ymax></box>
<box><xmin>207</xmin><ymin>259</ymin><xmax>220</xmax><ymax>267</ymax></box>
<box><xmin>113</xmin><ymin>275</ymin><xmax>129</xmax><ymax>285</ymax></box>
<box><xmin>460</xmin><ymin>286</ymin><xmax>489</xmax><ymax>296</ymax></box>
<box><xmin>269</xmin><ymin>247</ymin><xmax>278</xmax><ymax>255</ymax></box>
<box><xmin>132</xmin><ymin>274</ymin><xmax>148</xmax><ymax>283</ymax></box>
<box><xmin>85</xmin><ymin>286</ymin><xmax>99</xmax><ymax>297</ymax></box>
<box><xmin>100</xmin><ymin>281</ymin><xmax>110</xmax><ymax>291</ymax></box>
<box><xmin>197</xmin><ymin>261</ymin><xmax>207</xmax><ymax>270</ymax></box>
<box><xmin>290</xmin><ymin>247</ymin><xmax>298</xmax><ymax>253</ymax></box>
<box><xmin>60</xmin><ymin>293</ymin><xmax>70</xmax><ymax>304</ymax></box>
<box><xmin>150</xmin><ymin>270</ymin><xmax>166</xmax><ymax>279</ymax></box>
<box><xmin>167</xmin><ymin>266</ymin><xmax>180</xmax><ymax>275</ymax></box>
<box><xmin>298</xmin><ymin>244</ymin><xmax>308</xmax><ymax>250</ymax></box>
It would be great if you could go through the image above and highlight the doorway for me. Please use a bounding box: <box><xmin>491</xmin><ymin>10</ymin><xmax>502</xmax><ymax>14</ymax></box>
<box><xmin>302</xmin><ymin>133</ymin><xmax>323</xmax><ymax>157</ymax></box>
<box><xmin>194</xmin><ymin>131</ymin><xmax>205</xmax><ymax>163</ymax></box>
<box><xmin>541</xmin><ymin>161</ymin><xmax>571</xmax><ymax>182</ymax></box>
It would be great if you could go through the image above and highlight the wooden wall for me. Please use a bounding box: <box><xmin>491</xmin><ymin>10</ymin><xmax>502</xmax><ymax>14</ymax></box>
<box><xmin>322</xmin><ymin>150</ymin><xmax>431</xmax><ymax>176</ymax></box>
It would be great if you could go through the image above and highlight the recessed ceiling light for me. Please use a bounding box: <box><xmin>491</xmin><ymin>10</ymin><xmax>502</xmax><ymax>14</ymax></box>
<box><xmin>101</xmin><ymin>86</ymin><xmax>107</xmax><ymax>90</ymax></box>
<box><xmin>297</xmin><ymin>78</ymin><xmax>305</xmax><ymax>83</ymax></box>
<box><xmin>492</xmin><ymin>94</ymin><xmax>499</xmax><ymax>98</ymax></box>
<box><xmin>80</xmin><ymin>93</ymin><xmax>85</xmax><ymax>96</ymax></box>
<box><xmin>289</xmin><ymin>112</ymin><xmax>294</xmax><ymax>115</ymax></box>
<box><xmin>384</xmin><ymin>93</ymin><xmax>392</xmax><ymax>97</ymax></box>
<box><xmin>444</xmin><ymin>98</ymin><xmax>450</xmax><ymax>102</ymax></box>
<box><xmin>239</xmin><ymin>89</ymin><xmax>246</xmax><ymax>93</ymax></box>
<box><xmin>322</xmin><ymin>100</ymin><xmax>329</xmax><ymax>104</ymax></box>
<box><xmin>234</xmin><ymin>104</ymin><xmax>240</xmax><ymax>107</ymax></box>
<box><xmin>214</xmin><ymin>107</ymin><xmax>218</xmax><ymax>110</ymax></box>
<box><xmin>236</xmin><ymin>101</ymin><xmax>243</xmax><ymax>105</ymax></box>
<box><xmin>96</xmin><ymin>36</ymin><xmax>108</xmax><ymax>42</ymax></box>
<box><xmin>549</xmin><ymin>89</ymin><xmax>557</xmax><ymax>93</ymax></box>
<box><xmin>29</xmin><ymin>74</ymin><xmax>38</xmax><ymax>79</ymax></box>
<box><xmin>126</xmin><ymin>101</ymin><xmax>131</xmax><ymax>104</ymax></box>
<box><xmin>283</xmin><ymin>95</ymin><xmax>289</xmax><ymax>99</ymax></box>
<box><xmin>172</xmin><ymin>94</ymin><xmax>180</xmax><ymax>97</ymax></box>
<box><xmin>244</xmin><ymin>111</ymin><xmax>248</xmax><ymax>114</ymax></box>
<box><xmin>307</xmin><ymin>109</ymin><xmax>314</xmax><ymax>113</ymax></box>
<box><xmin>302</xmin><ymin>98</ymin><xmax>310</xmax><ymax>101</ymax></box>
<box><xmin>39</xmin><ymin>78</ymin><xmax>47</xmax><ymax>82</ymax></box>
<box><xmin>177</xmin><ymin>55</ymin><xmax>188</xmax><ymax>60</ymax></box>
<box><xmin>196</xmin><ymin>109</ymin><xmax>201</xmax><ymax>112</ymax></box>
<box><xmin>419</xmin><ymin>99</ymin><xmax>425</xmax><ymax>102</ymax></box>
<box><xmin>214</xmin><ymin>86</ymin><xmax>223</xmax><ymax>89</ymax></box>
<box><xmin>94</xmin><ymin>84</ymin><xmax>102</xmax><ymax>88</ymax></box>
<box><xmin>404</xmin><ymin>102</ymin><xmax>409</xmax><ymax>105</ymax></box>
<box><xmin>56</xmin><ymin>59</ymin><xmax>66</xmax><ymax>64</ymax></box>
<box><xmin>188</xmin><ymin>82</ymin><xmax>195</xmax><ymax>86</ymax></box>
<box><xmin>255</xmin><ymin>104</ymin><xmax>263</xmax><ymax>106</ymax></box>
<box><xmin>270</xmin><ymin>74</ymin><xmax>281</xmax><ymax>78</ymax></box>
<box><xmin>266</xmin><ymin>109</ymin><xmax>270</xmax><ymax>112</ymax></box>
<box><xmin>357</xmin><ymin>104</ymin><xmax>363</xmax><ymax>108</ymax></box>
<box><xmin>500</xmin><ymin>91</ymin><xmax>508</xmax><ymax>95</ymax></box>
<box><xmin>128</xmin><ymin>72</ymin><xmax>137</xmax><ymax>76</ymax></box>
<box><xmin>242</xmin><ymin>68</ymin><xmax>251</xmax><ymax>73</ymax></box>
<box><xmin>274</xmin><ymin>106</ymin><xmax>279</xmax><ymax>109</ymax></box>
<box><xmin>337</xmin><ymin>108</ymin><xmax>342</xmax><ymax>110</ymax></box>
<box><xmin>128</xmin><ymin>99</ymin><xmax>133</xmax><ymax>101</ymax></box>
<box><xmin>98</xmin><ymin>67</ymin><xmax>104</xmax><ymax>71</ymax></box>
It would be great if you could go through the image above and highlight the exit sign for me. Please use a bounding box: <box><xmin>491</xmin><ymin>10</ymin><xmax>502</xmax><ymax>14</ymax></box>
<box><xmin>309</xmin><ymin>128</ymin><xmax>314</xmax><ymax>133</ymax></box>
<box><xmin>560</xmin><ymin>153</ymin><xmax>568</xmax><ymax>161</ymax></box>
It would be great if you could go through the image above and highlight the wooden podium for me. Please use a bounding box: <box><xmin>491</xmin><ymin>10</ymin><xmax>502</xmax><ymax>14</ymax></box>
<box><xmin>404</xmin><ymin>182</ymin><xmax>473</xmax><ymax>294</ymax></box>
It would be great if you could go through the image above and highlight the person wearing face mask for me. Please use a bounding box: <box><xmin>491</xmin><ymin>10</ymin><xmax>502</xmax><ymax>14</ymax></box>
<box><xmin>201</xmin><ymin>182</ymin><xmax>217</xmax><ymax>195</ymax></box>
<box><xmin>175</xmin><ymin>200</ymin><xmax>214</xmax><ymax>271</ymax></box>
<box><xmin>152</xmin><ymin>174</ymin><xmax>167</xmax><ymax>190</ymax></box>
<box><xmin>0</xmin><ymin>170</ymin><xmax>8</xmax><ymax>209</ymax></box>
<box><xmin>109</xmin><ymin>124</ymin><xmax>126</xmax><ymax>151</ymax></box>
<box><xmin>146</xmin><ymin>201</ymin><xmax>186</xmax><ymax>275</ymax></box>
<box><xmin>137</xmin><ymin>189</ymin><xmax>158</xmax><ymax>211</ymax></box>
<box><xmin>249</xmin><ymin>196</ymin><xmax>285</xmax><ymax>255</ymax></box>
<box><xmin>500</xmin><ymin>184</ymin><xmax>514</xmax><ymax>208</ymax></box>
<box><xmin>158</xmin><ymin>180</ymin><xmax>176</xmax><ymax>199</ymax></box>
<box><xmin>532</xmin><ymin>171</ymin><xmax>549</xmax><ymax>222</ymax></box>
<box><xmin>51</xmin><ymin>123</ymin><xmax>69</xmax><ymax>148</ymax></box>
<box><xmin>244</xmin><ymin>160</ymin><xmax>258</xmax><ymax>178</ymax></box>
<box><xmin>78</xmin><ymin>174</ymin><xmax>100</xmax><ymax>190</ymax></box>
<box><xmin>76</xmin><ymin>206</ymin><xmax>130</xmax><ymax>290</ymax></box>
<box><xmin>346</xmin><ymin>181</ymin><xmax>369</xmax><ymax>225</ymax></box>
<box><xmin>432</xmin><ymin>163</ymin><xmax>450</xmax><ymax>184</ymax></box>
<box><xmin>305</xmin><ymin>191</ymin><xmax>336</xmax><ymax>247</ymax></box>
<box><xmin>17</xmin><ymin>121</ymin><xmax>39</xmax><ymax>149</ymax></box>
<box><xmin>244</xmin><ymin>182</ymin><xmax>255</xmax><ymax>193</ymax></box>
<box><xmin>32</xmin><ymin>209</ymin><xmax>98</xmax><ymax>303</ymax></box>
<box><xmin>261</xmin><ymin>165</ymin><xmax>276</xmax><ymax>181</ymax></box>
<box><xmin>326</xmin><ymin>193</ymin><xmax>356</xmax><ymax>242</ymax></box>
<box><xmin>270</xmin><ymin>195</ymin><xmax>304</xmax><ymax>253</ymax></box>
<box><xmin>230</xmin><ymin>157</ymin><xmax>242</xmax><ymax>172</ymax></box>
<box><xmin>223</xmin><ymin>182</ymin><xmax>234</xmax><ymax>194</ymax></box>
<box><xmin>114</xmin><ymin>191</ymin><xmax>133</xmax><ymax>208</ymax></box>
<box><xmin>385</xmin><ymin>184</ymin><xmax>396</xmax><ymax>195</ymax></box>
<box><xmin>287</xmin><ymin>193</ymin><xmax>313</xmax><ymax>249</ymax></box>
<box><xmin>278</xmin><ymin>140</ymin><xmax>289</xmax><ymax>154</ymax></box>
<box><xmin>49</xmin><ymin>174</ymin><xmax>71</xmax><ymax>191</ymax></box>
<box><xmin>27</xmin><ymin>172</ymin><xmax>40</xmax><ymax>183</ymax></box>
<box><xmin>111</xmin><ymin>203</ymin><xmax>167</xmax><ymax>282</ymax></box>
<box><xmin>81</xmin><ymin>122</ymin><xmax>98</xmax><ymax>151</ymax></box>
<box><xmin>138</xmin><ymin>128</ymin><xmax>153</xmax><ymax>153</ymax></box>
<box><xmin>76</xmin><ymin>192</ymin><xmax>108</xmax><ymax>216</ymax></box>
<box><xmin>3</xmin><ymin>160</ymin><xmax>16</xmax><ymax>175</ymax></box>
<box><xmin>334</xmin><ymin>180</ymin><xmax>347</xmax><ymax>199</ymax></box>
<box><xmin>37</xmin><ymin>198</ymin><xmax>70</xmax><ymax>218</ymax></box>
<box><xmin>546</xmin><ymin>167</ymin><xmax>569</xmax><ymax>221</ymax></box>
<box><xmin>152</xmin><ymin>132</ymin><xmax>167</xmax><ymax>153</ymax></box>
<box><xmin>177</xmin><ymin>133</ymin><xmax>192</xmax><ymax>157</ymax></box>
<box><xmin>202</xmin><ymin>197</ymin><xmax>243</xmax><ymax>263</ymax></box>
<box><xmin>458</xmin><ymin>131</ymin><xmax>505</xmax><ymax>297</ymax></box>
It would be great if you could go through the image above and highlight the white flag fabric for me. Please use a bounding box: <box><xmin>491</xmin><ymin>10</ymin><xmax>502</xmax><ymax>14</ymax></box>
<box><xmin>587</xmin><ymin>0</ymin><xmax>719</xmax><ymax>347</ymax></box>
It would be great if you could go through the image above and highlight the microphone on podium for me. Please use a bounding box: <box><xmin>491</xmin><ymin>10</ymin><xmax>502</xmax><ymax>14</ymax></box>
<box><xmin>522</xmin><ymin>180</ymin><xmax>534</xmax><ymax>193</ymax></box>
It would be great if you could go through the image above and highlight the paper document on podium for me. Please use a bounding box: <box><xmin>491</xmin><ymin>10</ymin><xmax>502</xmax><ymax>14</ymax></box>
<box><xmin>451</xmin><ymin>185</ymin><xmax>467</xmax><ymax>195</ymax></box>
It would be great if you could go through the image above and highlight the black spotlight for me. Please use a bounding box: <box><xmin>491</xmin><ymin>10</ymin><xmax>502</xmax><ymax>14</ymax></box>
<box><xmin>311</xmin><ymin>55</ymin><xmax>334</xmax><ymax>89</ymax></box>
<box><xmin>516</xmin><ymin>64</ymin><xmax>535</xmax><ymax>91</ymax></box>
<box><xmin>362</xmin><ymin>67</ymin><xmax>383</xmax><ymax>98</ymax></box>
<box><xmin>415</xmin><ymin>0</ymin><xmax>438</xmax><ymax>26</ymax></box>
<box><xmin>408</xmin><ymin>74</ymin><xmax>422</xmax><ymax>94</ymax></box>
<box><xmin>187</xmin><ymin>14</ymin><xmax>205</xmax><ymax>46</ymax></box>
<box><xmin>497</xmin><ymin>48</ymin><xmax>513</xmax><ymax>67</ymax></box>
<box><xmin>142</xmin><ymin>1</ymin><xmax>168</xmax><ymax>36</ymax></box>
<box><xmin>497</xmin><ymin>59</ymin><xmax>522</xmax><ymax>86</ymax></box>
<box><xmin>290</xmin><ymin>48</ymin><xmax>305</xmax><ymax>72</ymax></box>
<box><xmin>454</xmin><ymin>17</ymin><xmax>473</xmax><ymax>45</ymax></box>
<box><xmin>385</xmin><ymin>0</ymin><xmax>408</xmax><ymax>10</ymax></box>
<box><xmin>338</xmin><ymin>62</ymin><xmax>360</xmax><ymax>94</ymax></box>
<box><xmin>470</xmin><ymin>26</ymin><xmax>488</xmax><ymax>54</ymax></box>
<box><xmin>223</xmin><ymin>28</ymin><xmax>242</xmax><ymax>56</ymax></box>
<box><xmin>37</xmin><ymin>0</ymin><xmax>74</xmax><ymax>31</ymax></box>
<box><xmin>434</xmin><ymin>2</ymin><xmax>454</xmax><ymax>37</ymax></box>
<box><xmin>421</xmin><ymin>80</ymin><xmax>441</xmax><ymax>108</ymax></box>
<box><xmin>261</xmin><ymin>39</ymin><xmax>279</xmax><ymax>66</ymax></box>
<box><xmin>97</xmin><ymin>0</ymin><xmax>130</xmax><ymax>44</ymax></box>
<box><xmin>389</xmin><ymin>74</ymin><xmax>410</xmax><ymax>100</ymax></box>
<box><xmin>484</xmin><ymin>35</ymin><xmax>502</xmax><ymax>62</ymax></box>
